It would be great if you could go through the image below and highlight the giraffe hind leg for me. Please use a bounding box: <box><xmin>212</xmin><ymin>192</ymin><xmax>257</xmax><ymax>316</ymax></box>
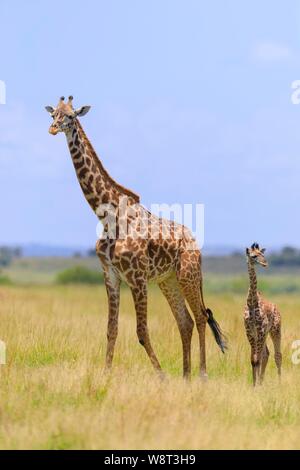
<box><xmin>159</xmin><ymin>275</ymin><xmax>194</xmax><ymax>379</ymax></box>
<box><xmin>176</xmin><ymin>251</ymin><xmax>208</xmax><ymax>379</ymax></box>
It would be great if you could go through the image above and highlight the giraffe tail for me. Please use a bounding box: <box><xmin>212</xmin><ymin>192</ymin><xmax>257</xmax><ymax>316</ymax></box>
<box><xmin>206</xmin><ymin>308</ymin><xmax>227</xmax><ymax>353</ymax></box>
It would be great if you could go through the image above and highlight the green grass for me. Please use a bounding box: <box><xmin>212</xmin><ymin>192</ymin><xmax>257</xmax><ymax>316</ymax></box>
<box><xmin>0</xmin><ymin>284</ymin><xmax>299</xmax><ymax>449</ymax></box>
<box><xmin>0</xmin><ymin>274</ymin><xmax>11</xmax><ymax>285</ymax></box>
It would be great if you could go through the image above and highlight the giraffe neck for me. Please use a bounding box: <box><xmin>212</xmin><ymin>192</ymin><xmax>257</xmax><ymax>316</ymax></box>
<box><xmin>65</xmin><ymin>120</ymin><xmax>140</xmax><ymax>216</ymax></box>
<box><xmin>247</xmin><ymin>259</ymin><xmax>259</xmax><ymax>309</ymax></box>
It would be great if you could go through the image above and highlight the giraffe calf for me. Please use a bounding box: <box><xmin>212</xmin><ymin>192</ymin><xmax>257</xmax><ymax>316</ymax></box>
<box><xmin>244</xmin><ymin>243</ymin><xmax>282</xmax><ymax>386</ymax></box>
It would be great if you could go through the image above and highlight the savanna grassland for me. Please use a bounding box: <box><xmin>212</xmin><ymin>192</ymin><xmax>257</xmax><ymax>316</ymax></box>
<box><xmin>1</xmin><ymin>271</ymin><xmax>300</xmax><ymax>450</ymax></box>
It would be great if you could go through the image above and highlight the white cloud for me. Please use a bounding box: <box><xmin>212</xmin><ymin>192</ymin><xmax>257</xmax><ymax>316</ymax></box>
<box><xmin>252</xmin><ymin>41</ymin><xmax>293</xmax><ymax>62</ymax></box>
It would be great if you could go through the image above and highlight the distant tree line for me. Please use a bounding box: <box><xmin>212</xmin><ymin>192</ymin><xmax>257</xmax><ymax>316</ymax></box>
<box><xmin>84</xmin><ymin>244</ymin><xmax>300</xmax><ymax>267</ymax></box>
<box><xmin>0</xmin><ymin>246</ymin><xmax>22</xmax><ymax>267</ymax></box>
<box><xmin>86</xmin><ymin>248</ymin><xmax>97</xmax><ymax>257</ymax></box>
<box><xmin>269</xmin><ymin>246</ymin><xmax>300</xmax><ymax>267</ymax></box>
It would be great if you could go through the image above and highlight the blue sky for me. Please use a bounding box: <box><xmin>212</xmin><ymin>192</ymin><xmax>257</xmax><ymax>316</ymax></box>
<box><xmin>1</xmin><ymin>0</ymin><xmax>300</xmax><ymax>248</ymax></box>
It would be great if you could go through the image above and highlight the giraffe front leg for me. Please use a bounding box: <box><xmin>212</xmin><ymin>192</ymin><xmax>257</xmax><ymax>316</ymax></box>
<box><xmin>246</xmin><ymin>322</ymin><xmax>261</xmax><ymax>387</ymax></box>
<box><xmin>260</xmin><ymin>344</ymin><xmax>270</xmax><ymax>384</ymax></box>
<box><xmin>251</xmin><ymin>348</ymin><xmax>259</xmax><ymax>387</ymax></box>
<box><xmin>103</xmin><ymin>267</ymin><xmax>121</xmax><ymax>371</ymax></box>
<box><xmin>251</xmin><ymin>342</ymin><xmax>265</xmax><ymax>386</ymax></box>
<box><xmin>256</xmin><ymin>335</ymin><xmax>268</xmax><ymax>385</ymax></box>
<box><xmin>131</xmin><ymin>282</ymin><xmax>163</xmax><ymax>377</ymax></box>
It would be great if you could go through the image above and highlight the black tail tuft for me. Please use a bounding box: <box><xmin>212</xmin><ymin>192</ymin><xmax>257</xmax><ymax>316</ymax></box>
<box><xmin>206</xmin><ymin>308</ymin><xmax>227</xmax><ymax>353</ymax></box>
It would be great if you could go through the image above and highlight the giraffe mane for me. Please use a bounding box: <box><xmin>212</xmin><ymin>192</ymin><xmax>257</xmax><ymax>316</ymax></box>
<box><xmin>76</xmin><ymin>120</ymin><xmax>140</xmax><ymax>203</ymax></box>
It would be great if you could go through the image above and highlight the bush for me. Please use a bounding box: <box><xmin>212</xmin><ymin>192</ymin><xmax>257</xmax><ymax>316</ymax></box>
<box><xmin>0</xmin><ymin>246</ymin><xmax>22</xmax><ymax>267</ymax></box>
<box><xmin>55</xmin><ymin>266</ymin><xmax>104</xmax><ymax>285</ymax></box>
<box><xmin>0</xmin><ymin>274</ymin><xmax>12</xmax><ymax>285</ymax></box>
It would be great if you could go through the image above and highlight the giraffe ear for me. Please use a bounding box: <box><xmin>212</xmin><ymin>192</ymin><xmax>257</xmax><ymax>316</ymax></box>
<box><xmin>246</xmin><ymin>248</ymin><xmax>250</xmax><ymax>255</ymax></box>
<box><xmin>45</xmin><ymin>106</ymin><xmax>55</xmax><ymax>113</ymax></box>
<box><xmin>261</xmin><ymin>248</ymin><xmax>266</xmax><ymax>254</ymax></box>
<box><xmin>75</xmin><ymin>106</ymin><xmax>91</xmax><ymax>117</ymax></box>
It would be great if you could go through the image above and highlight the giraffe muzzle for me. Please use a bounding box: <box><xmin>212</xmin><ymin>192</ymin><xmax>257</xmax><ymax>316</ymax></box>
<box><xmin>49</xmin><ymin>126</ymin><xmax>59</xmax><ymax>135</ymax></box>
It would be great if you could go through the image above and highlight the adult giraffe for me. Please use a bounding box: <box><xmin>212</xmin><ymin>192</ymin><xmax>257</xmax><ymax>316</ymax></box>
<box><xmin>45</xmin><ymin>96</ymin><xmax>227</xmax><ymax>379</ymax></box>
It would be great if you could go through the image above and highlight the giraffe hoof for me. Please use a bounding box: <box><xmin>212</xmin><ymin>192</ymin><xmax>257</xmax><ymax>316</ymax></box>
<box><xmin>183</xmin><ymin>374</ymin><xmax>192</xmax><ymax>382</ymax></box>
<box><xmin>157</xmin><ymin>370</ymin><xmax>167</xmax><ymax>382</ymax></box>
<box><xmin>200</xmin><ymin>373</ymin><xmax>209</xmax><ymax>382</ymax></box>
<box><xmin>103</xmin><ymin>366</ymin><xmax>113</xmax><ymax>376</ymax></box>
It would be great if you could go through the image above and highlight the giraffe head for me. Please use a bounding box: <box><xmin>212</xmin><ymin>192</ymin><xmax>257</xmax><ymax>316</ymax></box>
<box><xmin>45</xmin><ymin>96</ymin><xmax>91</xmax><ymax>135</ymax></box>
<box><xmin>246</xmin><ymin>243</ymin><xmax>268</xmax><ymax>268</ymax></box>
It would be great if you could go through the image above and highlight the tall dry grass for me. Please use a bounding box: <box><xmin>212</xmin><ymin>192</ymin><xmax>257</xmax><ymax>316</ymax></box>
<box><xmin>0</xmin><ymin>284</ymin><xmax>299</xmax><ymax>449</ymax></box>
